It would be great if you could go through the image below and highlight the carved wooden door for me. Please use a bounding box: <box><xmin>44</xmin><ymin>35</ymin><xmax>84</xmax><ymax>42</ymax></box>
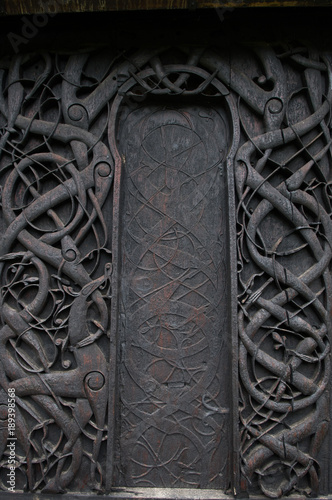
<box><xmin>117</xmin><ymin>102</ymin><xmax>232</xmax><ymax>489</ymax></box>
<box><xmin>0</xmin><ymin>46</ymin><xmax>331</xmax><ymax>500</ymax></box>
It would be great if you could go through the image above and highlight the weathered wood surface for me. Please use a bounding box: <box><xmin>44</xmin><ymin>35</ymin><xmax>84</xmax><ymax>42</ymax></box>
<box><xmin>1</xmin><ymin>0</ymin><xmax>332</xmax><ymax>16</ymax></box>
<box><xmin>0</xmin><ymin>44</ymin><xmax>331</xmax><ymax>497</ymax></box>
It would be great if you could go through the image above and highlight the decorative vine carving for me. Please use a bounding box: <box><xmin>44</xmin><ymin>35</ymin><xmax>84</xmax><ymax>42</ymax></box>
<box><xmin>0</xmin><ymin>52</ymin><xmax>114</xmax><ymax>493</ymax></box>
<box><xmin>235</xmin><ymin>47</ymin><xmax>332</xmax><ymax>497</ymax></box>
<box><xmin>0</xmin><ymin>45</ymin><xmax>330</xmax><ymax>497</ymax></box>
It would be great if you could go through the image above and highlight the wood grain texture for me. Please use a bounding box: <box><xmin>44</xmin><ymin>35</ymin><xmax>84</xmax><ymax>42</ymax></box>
<box><xmin>1</xmin><ymin>0</ymin><xmax>332</xmax><ymax>16</ymax></box>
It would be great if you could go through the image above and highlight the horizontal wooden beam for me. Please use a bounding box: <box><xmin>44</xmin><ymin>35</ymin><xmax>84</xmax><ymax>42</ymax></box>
<box><xmin>0</xmin><ymin>491</ymin><xmax>332</xmax><ymax>500</ymax></box>
<box><xmin>1</xmin><ymin>0</ymin><xmax>332</xmax><ymax>16</ymax></box>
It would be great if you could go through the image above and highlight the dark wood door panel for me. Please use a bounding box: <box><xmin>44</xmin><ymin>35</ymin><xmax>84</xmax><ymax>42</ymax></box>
<box><xmin>117</xmin><ymin>103</ymin><xmax>232</xmax><ymax>488</ymax></box>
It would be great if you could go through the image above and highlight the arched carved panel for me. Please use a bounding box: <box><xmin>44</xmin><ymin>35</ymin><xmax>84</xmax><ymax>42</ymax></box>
<box><xmin>117</xmin><ymin>102</ymin><xmax>232</xmax><ymax>489</ymax></box>
<box><xmin>0</xmin><ymin>46</ymin><xmax>330</xmax><ymax>498</ymax></box>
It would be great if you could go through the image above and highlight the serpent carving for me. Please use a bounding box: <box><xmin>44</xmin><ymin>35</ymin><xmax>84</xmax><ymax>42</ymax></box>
<box><xmin>0</xmin><ymin>46</ymin><xmax>330</xmax><ymax>497</ymax></box>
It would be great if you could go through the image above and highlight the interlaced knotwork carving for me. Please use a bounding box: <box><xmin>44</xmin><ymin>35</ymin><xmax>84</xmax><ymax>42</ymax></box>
<box><xmin>235</xmin><ymin>48</ymin><xmax>332</xmax><ymax>498</ymax></box>
<box><xmin>0</xmin><ymin>45</ymin><xmax>330</xmax><ymax>497</ymax></box>
<box><xmin>0</xmin><ymin>52</ymin><xmax>114</xmax><ymax>492</ymax></box>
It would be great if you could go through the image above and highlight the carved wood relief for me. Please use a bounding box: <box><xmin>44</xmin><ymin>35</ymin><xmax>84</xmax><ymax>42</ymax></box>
<box><xmin>0</xmin><ymin>45</ymin><xmax>331</xmax><ymax>498</ymax></box>
<box><xmin>117</xmin><ymin>103</ymin><xmax>232</xmax><ymax>488</ymax></box>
